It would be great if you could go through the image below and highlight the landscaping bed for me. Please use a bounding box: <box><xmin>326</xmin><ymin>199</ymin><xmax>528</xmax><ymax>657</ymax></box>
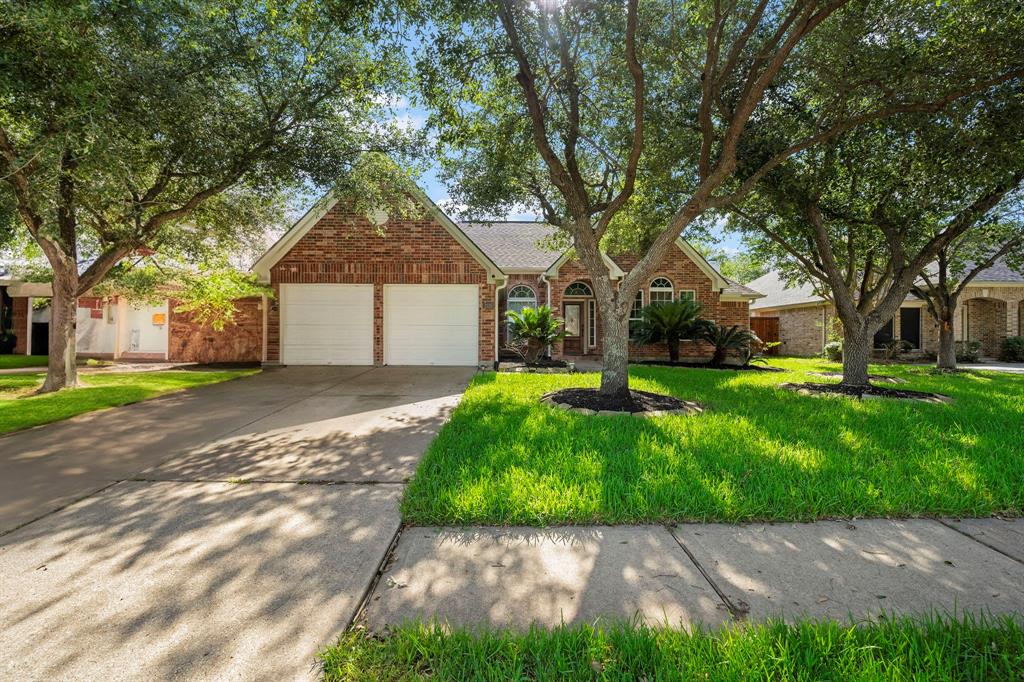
<box><xmin>780</xmin><ymin>382</ymin><xmax>952</xmax><ymax>404</ymax></box>
<box><xmin>401</xmin><ymin>358</ymin><xmax>1024</xmax><ymax>525</ymax></box>
<box><xmin>632</xmin><ymin>359</ymin><xmax>783</xmax><ymax>372</ymax></box>
<box><xmin>498</xmin><ymin>358</ymin><xmax>574</xmax><ymax>374</ymax></box>
<box><xmin>321</xmin><ymin>615</ymin><xmax>1024</xmax><ymax>681</ymax></box>
<box><xmin>542</xmin><ymin>387</ymin><xmax>701</xmax><ymax>416</ymax></box>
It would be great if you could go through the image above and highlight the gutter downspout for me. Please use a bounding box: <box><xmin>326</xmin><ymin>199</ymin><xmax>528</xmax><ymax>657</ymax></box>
<box><xmin>493</xmin><ymin>278</ymin><xmax>507</xmax><ymax>370</ymax></box>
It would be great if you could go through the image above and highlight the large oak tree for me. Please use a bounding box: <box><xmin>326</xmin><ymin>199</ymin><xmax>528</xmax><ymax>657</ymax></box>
<box><xmin>0</xmin><ymin>0</ymin><xmax>413</xmax><ymax>391</ymax></box>
<box><xmin>420</xmin><ymin>0</ymin><xmax>1022</xmax><ymax>398</ymax></box>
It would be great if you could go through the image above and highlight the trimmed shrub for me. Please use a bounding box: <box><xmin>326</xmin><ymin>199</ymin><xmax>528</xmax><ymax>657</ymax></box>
<box><xmin>1000</xmin><ymin>336</ymin><xmax>1024</xmax><ymax>362</ymax></box>
<box><xmin>822</xmin><ymin>340</ymin><xmax>842</xmax><ymax>362</ymax></box>
<box><xmin>955</xmin><ymin>340</ymin><xmax>982</xmax><ymax>363</ymax></box>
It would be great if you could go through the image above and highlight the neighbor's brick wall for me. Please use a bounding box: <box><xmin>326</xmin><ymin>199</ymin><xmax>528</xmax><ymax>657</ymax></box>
<box><xmin>545</xmin><ymin>248</ymin><xmax>750</xmax><ymax>361</ymax></box>
<box><xmin>268</xmin><ymin>203</ymin><xmax>495</xmax><ymax>364</ymax></box>
<box><xmin>775</xmin><ymin>305</ymin><xmax>828</xmax><ymax>357</ymax></box>
<box><xmin>168</xmin><ymin>297</ymin><xmax>263</xmax><ymax>363</ymax></box>
<box><xmin>11</xmin><ymin>296</ymin><xmax>28</xmax><ymax>354</ymax></box>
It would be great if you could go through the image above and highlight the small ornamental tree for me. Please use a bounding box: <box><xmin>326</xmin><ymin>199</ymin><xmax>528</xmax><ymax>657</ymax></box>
<box><xmin>911</xmin><ymin>223</ymin><xmax>1024</xmax><ymax>370</ymax></box>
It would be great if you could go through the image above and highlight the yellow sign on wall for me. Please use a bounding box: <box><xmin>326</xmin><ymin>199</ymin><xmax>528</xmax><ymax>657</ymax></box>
<box><xmin>152</xmin><ymin>313</ymin><xmax>166</xmax><ymax>326</ymax></box>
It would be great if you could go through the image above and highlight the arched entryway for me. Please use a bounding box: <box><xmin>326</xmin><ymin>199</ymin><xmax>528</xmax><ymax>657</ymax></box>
<box><xmin>963</xmin><ymin>297</ymin><xmax>1007</xmax><ymax>357</ymax></box>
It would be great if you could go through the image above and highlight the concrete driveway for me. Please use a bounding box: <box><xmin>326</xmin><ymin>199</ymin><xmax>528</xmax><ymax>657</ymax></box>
<box><xmin>0</xmin><ymin>366</ymin><xmax>474</xmax><ymax>680</ymax></box>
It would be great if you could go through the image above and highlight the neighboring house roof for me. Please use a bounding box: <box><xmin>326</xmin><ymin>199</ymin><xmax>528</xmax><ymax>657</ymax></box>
<box><xmin>459</xmin><ymin>221</ymin><xmax>561</xmax><ymax>271</ymax></box>
<box><xmin>747</xmin><ymin>271</ymin><xmax>825</xmax><ymax>310</ymax></box>
<box><xmin>722</xmin><ymin>279</ymin><xmax>764</xmax><ymax>300</ymax></box>
<box><xmin>251</xmin><ymin>185</ymin><xmax>504</xmax><ymax>283</ymax></box>
<box><xmin>966</xmin><ymin>255</ymin><xmax>1024</xmax><ymax>284</ymax></box>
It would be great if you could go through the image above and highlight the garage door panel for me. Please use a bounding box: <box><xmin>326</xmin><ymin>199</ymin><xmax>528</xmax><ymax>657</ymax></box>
<box><xmin>385</xmin><ymin>285</ymin><xmax>479</xmax><ymax>366</ymax></box>
<box><xmin>281</xmin><ymin>284</ymin><xmax>373</xmax><ymax>365</ymax></box>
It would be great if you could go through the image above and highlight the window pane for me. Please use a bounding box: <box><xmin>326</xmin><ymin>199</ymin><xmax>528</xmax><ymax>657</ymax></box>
<box><xmin>679</xmin><ymin>290</ymin><xmax>695</xmax><ymax>301</ymax></box>
<box><xmin>650</xmin><ymin>291</ymin><xmax>673</xmax><ymax>304</ymax></box>
<box><xmin>630</xmin><ymin>291</ymin><xmax>643</xmax><ymax>320</ymax></box>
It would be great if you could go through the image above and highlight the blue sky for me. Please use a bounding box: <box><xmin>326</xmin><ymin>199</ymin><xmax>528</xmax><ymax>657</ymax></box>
<box><xmin>391</xmin><ymin>100</ymin><xmax>745</xmax><ymax>254</ymax></box>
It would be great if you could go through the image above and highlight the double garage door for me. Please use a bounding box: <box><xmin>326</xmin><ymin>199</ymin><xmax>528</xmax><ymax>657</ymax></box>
<box><xmin>279</xmin><ymin>283</ymin><xmax>479</xmax><ymax>366</ymax></box>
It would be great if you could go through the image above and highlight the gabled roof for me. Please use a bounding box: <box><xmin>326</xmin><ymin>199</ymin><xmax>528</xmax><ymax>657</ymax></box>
<box><xmin>544</xmin><ymin>249</ymin><xmax>626</xmax><ymax>279</ymax></box>
<box><xmin>459</xmin><ymin>221</ymin><xmax>561</xmax><ymax>271</ymax></box>
<box><xmin>251</xmin><ymin>185</ymin><xmax>504</xmax><ymax>283</ymax></box>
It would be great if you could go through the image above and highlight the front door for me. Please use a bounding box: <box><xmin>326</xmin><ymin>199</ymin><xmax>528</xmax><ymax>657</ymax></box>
<box><xmin>563</xmin><ymin>303</ymin><xmax>582</xmax><ymax>355</ymax></box>
<box><xmin>899</xmin><ymin>307</ymin><xmax>921</xmax><ymax>349</ymax></box>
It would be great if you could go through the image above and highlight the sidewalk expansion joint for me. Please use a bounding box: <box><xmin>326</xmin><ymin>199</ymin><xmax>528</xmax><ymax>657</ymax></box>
<box><xmin>347</xmin><ymin>522</ymin><xmax>405</xmax><ymax>631</ymax></box>
<box><xmin>666</xmin><ymin>525</ymin><xmax>749</xmax><ymax>621</ymax></box>
<box><xmin>0</xmin><ymin>481</ymin><xmax>122</xmax><ymax>539</ymax></box>
<box><xmin>937</xmin><ymin>519</ymin><xmax>1024</xmax><ymax>567</ymax></box>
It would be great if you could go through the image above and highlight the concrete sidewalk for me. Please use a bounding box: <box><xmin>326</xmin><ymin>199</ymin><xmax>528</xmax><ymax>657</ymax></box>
<box><xmin>364</xmin><ymin>518</ymin><xmax>1024</xmax><ymax>630</ymax></box>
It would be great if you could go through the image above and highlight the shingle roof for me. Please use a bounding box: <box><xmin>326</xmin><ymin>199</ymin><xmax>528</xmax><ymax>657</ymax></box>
<box><xmin>747</xmin><ymin>271</ymin><xmax>825</xmax><ymax>310</ymax></box>
<box><xmin>968</xmin><ymin>255</ymin><xmax>1024</xmax><ymax>283</ymax></box>
<box><xmin>723</xmin><ymin>279</ymin><xmax>765</xmax><ymax>299</ymax></box>
<box><xmin>458</xmin><ymin>221</ymin><xmax>562</xmax><ymax>271</ymax></box>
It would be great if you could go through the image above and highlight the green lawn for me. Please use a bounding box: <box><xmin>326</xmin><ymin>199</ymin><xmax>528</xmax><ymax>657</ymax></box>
<box><xmin>321</xmin><ymin>615</ymin><xmax>1024</xmax><ymax>681</ymax></box>
<box><xmin>0</xmin><ymin>354</ymin><xmax>49</xmax><ymax>369</ymax></box>
<box><xmin>403</xmin><ymin>358</ymin><xmax>1024</xmax><ymax>524</ymax></box>
<box><xmin>0</xmin><ymin>369</ymin><xmax>258</xmax><ymax>434</ymax></box>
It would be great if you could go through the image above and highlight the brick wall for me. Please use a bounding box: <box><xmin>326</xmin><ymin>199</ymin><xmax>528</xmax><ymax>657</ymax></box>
<box><xmin>546</xmin><ymin>247</ymin><xmax>750</xmax><ymax>361</ymax></box>
<box><xmin>168</xmin><ymin>297</ymin><xmax>263</xmax><ymax>363</ymax></box>
<box><xmin>498</xmin><ymin>274</ymin><xmax>549</xmax><ymax>353</ymax></box>
<box><xmin>774</xmin><ymin>305</ymin><xmax>828</xmax><ymax>356</ymax></box>
<box><xmin>11</xmin><ymin>296</ymin><xmax>28</xmax><ymax>354</ymax></box>
<box><xmin>268</xmin><ymin>203</ymin><xmax>495</xmax><ymax>364</ymax></box>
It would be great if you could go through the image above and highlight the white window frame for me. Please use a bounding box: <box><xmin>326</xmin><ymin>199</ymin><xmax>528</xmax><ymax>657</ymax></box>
<box><xmin>506</xmin><ymin>284</ymin><xmax>537</xmax><ymax>313</ymax></box>
<box><xmin>588</xmin><ymin>299</ymin><xmax>597</xmax><ymax>348</ymax></box>
<box><xmin>629</xmin><ymin>290</ymin><xmax>644</xmax><ymax>321</ymax></box>
<box><xmin>649</xmin><ymin>277</ymin><xmax>674</xmax><ymax>304</ymax></box>
<box><xmin>678</xmin><ymin>289</ymin><xmax>696</xmax><ymax>302</ymax></box>
<box><xmin>564</xmin><ymin>281</ymin><xmax>593</xmax><ymax>297</ymax></box>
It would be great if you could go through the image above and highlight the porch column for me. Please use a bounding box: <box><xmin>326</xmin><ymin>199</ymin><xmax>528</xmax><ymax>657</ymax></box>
<box><xmin>1008</xmin><ymin>301</ymin><xmax>1019</xmax><ymax>338</ymax></box>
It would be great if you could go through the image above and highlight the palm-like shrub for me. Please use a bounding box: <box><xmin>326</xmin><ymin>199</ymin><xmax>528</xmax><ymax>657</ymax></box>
<box><xmin>631</xmin><ymin>299</ymin><xmax>705</xmax><ymax>362</ymax></box>
<box><xmin>506</xmin><ymin>305</ymin><xmax>565</xmax><ymax>363</ymax></box>
<box><xmin>703</xmin><ymin>324</ymin><xmax>756</xmax><ymax>365</ymax></box>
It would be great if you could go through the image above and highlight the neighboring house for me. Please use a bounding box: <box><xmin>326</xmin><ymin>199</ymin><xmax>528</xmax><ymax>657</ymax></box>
<box><xmin>2</xmin><ymin>182</ymin><xmax>764</xmax><ymax>366</ymax></box>
<box><xmin>0</xmin><ymin>280</ymin><xmax>262</xmax><ymax>363</ymax></box>
<box><xmin>748</xmin><ymin>260</ymin><xmax>1024</xmax><ymax>357</ymax></box>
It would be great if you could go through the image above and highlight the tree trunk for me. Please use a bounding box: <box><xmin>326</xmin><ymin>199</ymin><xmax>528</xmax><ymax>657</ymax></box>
<box><xmin>39</xmin><ymin>266</ymin><xmax>79</xmax><ymax>393</ymax></box>
<box><xmin>525</xmin><ymin>338</ymin><xmax>543</xmax><ymax>363</ymax></box>
<box><xmin>841</xmin><ymin>324</ymin><xmax>872</xmax><ymax>388</ymax></box>
<box><xmin>936</xmin><ymin>307</ymin><xmax>957</xmax><ymax>370</ymax></box>
<box><xmin>668</xmin><ymin>338</ymin><xmax>679</xmax><ymax>363</ymax></box>
<box><xmin>599</xmin><ymin>309</ymin><xmax>630</xmax><ymax>398</ymax></box>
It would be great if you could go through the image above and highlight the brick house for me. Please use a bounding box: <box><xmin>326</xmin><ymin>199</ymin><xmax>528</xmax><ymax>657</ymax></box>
<box><xmin>1</xmin><ymin>184</ymin><xmax>763</xmax><ymax>366</ymax></box>
<box><xmin>747</xmin><ymin>262</ymin><xmax>1024</xmax><ymax>358</ymax></box>
<box><xmin>250</xmin><ymin>186</ymin><xmax>762</xmax><ymax>366</ymax></box>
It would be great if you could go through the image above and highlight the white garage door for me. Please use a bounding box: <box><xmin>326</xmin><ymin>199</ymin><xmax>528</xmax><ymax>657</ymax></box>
<box><xmin>280</xmin><ymin>284</ymin><xmax>373</xmax><ymax>365</ymax></box>
<box><xmin>384</xmin><ymin>285</ymin><xmax>479</xmax><ymax>366</ymax></box>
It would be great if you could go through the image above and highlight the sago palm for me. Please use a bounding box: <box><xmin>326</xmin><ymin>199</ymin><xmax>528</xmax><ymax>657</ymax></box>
<box><xmin>703</xmin><ymin>324</ymin><xmax>755</xmax><ymax>365</ymax></box>
<box><xmin>631</xmin><ymin>299</ymin><xmax>705</xmax><ymax>362</ymax></box>
<box><xmin>506</xmin><ymin>305</ymin><xmax>565</xmax><ymax>362</ymax></box>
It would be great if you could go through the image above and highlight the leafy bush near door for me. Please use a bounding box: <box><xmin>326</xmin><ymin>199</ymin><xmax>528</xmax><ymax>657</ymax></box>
<box><xmin>956</xmin><ymin>340</ymin><xmax>983</xmax><ymax>363</ymax></box>
<box><xmin>1000</xmin><ymin>336</ymin><xmax>1024</xmax><ymax>362</ymax></box>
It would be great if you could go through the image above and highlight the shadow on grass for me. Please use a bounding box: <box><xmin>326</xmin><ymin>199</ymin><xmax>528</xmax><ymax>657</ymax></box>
<box><xmin>403</xmin><ymin>363</ymin><xmax>1024</xmax><ymax>524</ymax></box>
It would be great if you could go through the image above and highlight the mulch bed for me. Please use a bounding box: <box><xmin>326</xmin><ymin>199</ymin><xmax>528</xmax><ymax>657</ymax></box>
<box><xmin>541</xmin><ymin>388</ymin><xmax>703</xmax><ymax>417</ymax></box>
<box><xmin>632</xmin><ymin>360</ymin><xmax>784</xmax><ymax>372</ymax></box>
<box><xmin>780</xmin><ymin>382</ymin><xmax>952</xmax><ymax>404</ymax></box>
